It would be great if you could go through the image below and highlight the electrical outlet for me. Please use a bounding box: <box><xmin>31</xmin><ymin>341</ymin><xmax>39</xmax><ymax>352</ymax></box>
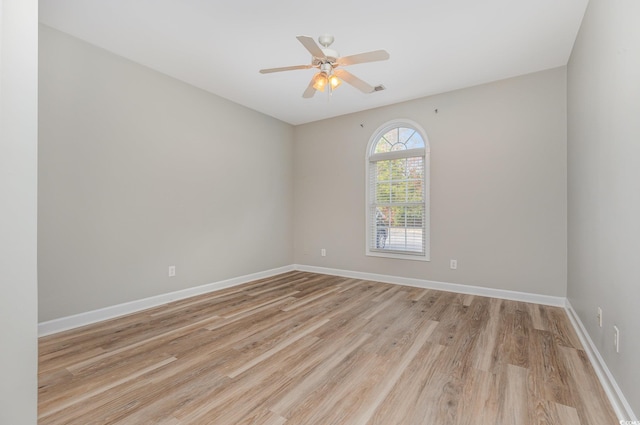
<box><xmin>597</xmin><ymin>307</ymin><xmax>603</xmax><ymax>327</ymax></box>
<box><xmin>168</xmin><ymin>265</ymin><xmax>176</xmax><ymax>277</ymax></box>
<box><xmin>321</xmin><ymin>248</ymin><xmax>326</xmax><ymax>257</ymax></box>
<box><xmin>613</xmin><ymin>326</ymin><xmax>620</xmax><ymax>353</ymax></box>
<box><xmin>450</xmin><ymin>259</ymin><xmax>457</xmax><ymax>270</ymax></box>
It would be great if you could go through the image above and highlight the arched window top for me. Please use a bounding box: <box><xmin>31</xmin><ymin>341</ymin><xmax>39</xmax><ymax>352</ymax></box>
<box><xmin>369</xmin><ymin>120</ymin><xmax>429</xmax><ymax>158</ymax></box>
<box><xmin>373</xmin><ymin>126</ymin><xmax>425</xmax><ymax>154</ymax></box>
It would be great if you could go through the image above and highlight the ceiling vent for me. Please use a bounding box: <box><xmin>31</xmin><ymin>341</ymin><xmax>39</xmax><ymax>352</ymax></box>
<box><xmin>373</xmin><ymin>84</ymin><xmax>386</xmax><ymax>92</ymax></box>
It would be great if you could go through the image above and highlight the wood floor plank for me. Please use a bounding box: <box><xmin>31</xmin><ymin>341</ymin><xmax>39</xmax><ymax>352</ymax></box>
<box><xmin>349</xmin><ymin>320</ymin><xmax>439</xmax><ymax>425</ymax></box>
<box><xmin>269</xmin><ymin>332</ymin><xmax>371</xmax><ymax>416</ymax></box>
<box><xmin>175</xmin><ymin>336</ymin><xmax>319</xmax><ymax>424</ymax></box>
<box><xmin>38</xmin><ymin>272</ymin><xmax>618</xmax><ymax>425</ymax></box>
<box><xmin>236</xmin><ymin>409</ymin><xmax>287</xmax><ymax>425</ymax></box>
<box><xmin>226</xmin><ymin>318</ymin><xmax>329</xmax><ymax>379</ymax></box>
<box><xmin>558</xmin><ymin>346</ymin><xmax>619</xmax><ymax>425</ymax></box>
<box><xmin>529</xmin><ymin>329</ymin><xmax>569</xmax><ymax>406</ymax></box>
<box><xmin>472</xmin><ymin>297</ymin><xmax>503</xmax><ymax>372</ymax></box>
<box><xmin>497</xmin><ymin>364</ymin><xmax>529</xmax><ymax>425</ymax></box>
<box><xmin>367</xmin><ymin>341</ymin><xmax>446</xmax><ymax>425</ymax></box>
<box><xmin>39</xmin><ymin>356</ymin><xmax>177</xmax><ymax>421</ymax></box>
<box><xmin>455</xmin><ymin>368</ymin><xmax>500</xmax><ymax>425</ymax></box>
<box><xmin>554</xmin><ymin>402</ymin><xmax>582</xmax><ymax>425</ymax></box>
<box><xmin>280</xmin><ymin>351</ymin><xmax>380</xmax><ymax>424</ymax></box>
<box><xmin>64</xmin><ymin>314</ymin><xmax>222</xmax><ymax>374</ymax></box>
<box><xmin>545</xmin><ymin>307</ymin><xmax>583</xmax><ymax>348</ymax></box>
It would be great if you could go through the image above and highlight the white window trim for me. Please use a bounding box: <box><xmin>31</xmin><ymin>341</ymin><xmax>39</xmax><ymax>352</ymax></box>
<box><xmin>365</xmin><ymin>119</ymin><xmax>431</xmax><ymax>261</ymax></box>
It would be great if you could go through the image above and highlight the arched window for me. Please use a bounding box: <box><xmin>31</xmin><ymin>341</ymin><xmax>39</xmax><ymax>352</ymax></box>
<box><xmin>366</xmin><ymin>120</ymin><xmax>430</xmax><ymax>260</ymax></box>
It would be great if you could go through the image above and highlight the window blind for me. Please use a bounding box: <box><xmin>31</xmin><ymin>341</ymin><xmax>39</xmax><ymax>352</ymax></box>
<box><xmin>369</xmin><ymin>154</ymin><xmax>425</xmax><ymax>254</ymax></box>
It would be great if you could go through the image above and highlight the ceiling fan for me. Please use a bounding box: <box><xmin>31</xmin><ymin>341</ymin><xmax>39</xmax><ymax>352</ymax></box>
<box><xmin>259</xmin><ymin>35</ymin><xmax>390</xmax><ymax>98</ymax></box>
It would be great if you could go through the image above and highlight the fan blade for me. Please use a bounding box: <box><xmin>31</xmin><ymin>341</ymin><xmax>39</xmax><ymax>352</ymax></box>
<box><xmin>336</xmin><ymin>50</ymin><xmax>390</xmax><ymax>67</ymax></box>
<box><xmin>302</xmin><ymin>77</ymin><xmax>316</xmax><ymax>98</ymax></box>
<box><xmin>260</xmin><ymin>64</ymin><xmax>312</xmax><ymax>74</ymax></box>
<box><xmin>296</xmin><ymin>35</ymin><xmax>326</xmax><ymax>59</ymax></box>
<box><xmin>334</xmin><ymin>69</ymin><xmax>375</xmax><ymax>93</ymax></box>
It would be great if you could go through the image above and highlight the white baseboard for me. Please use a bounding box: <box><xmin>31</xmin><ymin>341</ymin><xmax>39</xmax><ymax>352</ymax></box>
<box><xmin>565</xmin><ymin>300</ymin><xmax>637</xmax><ymax>421</ymax></box>
<box><xmin>38</xmin><ymin>265</ymin><xmax>295</xmax><ymax>337</ymax></box>
<box><xmin>293</xmin><ymin>264</ymin><xmax>566</xmax><ymax>306</ymax></box>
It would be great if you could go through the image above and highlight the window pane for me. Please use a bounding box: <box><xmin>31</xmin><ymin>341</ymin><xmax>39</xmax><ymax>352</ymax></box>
<box><xmin>407</xmin><ymin>179</ymin><xmax>423</xmax><ymax>201</ymax></box>
<box><xmin>389</xmin><ymin>206</ymin><xmax>404</xmax><ymax>227</ymax></box>
<box><xmin>376</xmin><ymin>182</ymin><xmax>390</xmax><ymax>203</ymax></box>
<box><xmin>382</xmin><ymin>129</ymin><xmax>398</xmax><ymax>145</ymax></box>
<box><xmin>390</xmin><ymin>158</ymin><xmax>406</xmax><ymax>179</ymax></box>
<box><xmin>399</xmin><ymin>127</ymin><xmax>416</xmax><ymax>144</ymax></box>
<box><xmin>407</xmin><ymin>157</ymin><xmax>424</xmax><ymax>177</ymax></box>
<box><xmin>390</xmin><ymin>181</ymin><xmax>408</xmax><ymax>203</ymax></box>
<box><xmin>374</xmin><ymin>139</ymin><xmax>392</xmax><ymax>153</ymax></box>
<box><xmin>383</xmin><ymin>205</ymin><xmax>424</xmax><ymax>253</ymax></box>
<box><xmin>405</xmin><ymin>205</ymin><xmax>424</xmax><ymax>228</ymax></box>
<box><xmin>372</xmin><ymin>206</ymin><xmax>391</xmax><ymax>249</ymax></box>
<box><xmin>373</xmin><ymin>156</ymin><xmax>424</xmax><ymax>205</ymax></box>
<box><xmin>376</xmin><ymin>160</ymin><xmax>389</xmax><ymax>179</ymax></box>
<box><xmin>405</xmin><ymin>131</ymin><xmax>425</xmax><ymax>149</ymax></box>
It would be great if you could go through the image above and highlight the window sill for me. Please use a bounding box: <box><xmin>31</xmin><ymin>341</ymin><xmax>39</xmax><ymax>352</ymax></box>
<box><xmin>366</xmin><ymin>250</ymin><xmax>430</xmax><ymax>262</ymax></box>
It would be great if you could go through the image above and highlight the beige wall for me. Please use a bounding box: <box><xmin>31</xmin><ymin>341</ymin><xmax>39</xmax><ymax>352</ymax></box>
<box><xmin>294</xmin><ymin>68</ymin><xmax>567</xmax><ymax>297</ymax></box>
<box><xmin>567</xmin><ymin>0</ymin><xmax>640</xmax><ymax>416</ymax></box>
<box><xmin>0</xmin><ymin>0</ymin><xmax>39</xmax><ymax>423</ymax></box>
<box><xmin>38</xmin><ymin>26</ymin><xmax>294</xmax><ymax>321</ymax></box>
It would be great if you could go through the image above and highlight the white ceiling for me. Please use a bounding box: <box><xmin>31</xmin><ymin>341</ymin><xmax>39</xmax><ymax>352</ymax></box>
<box><xmin>39</xmin><ymin>0</ymin><xmax>588</xmax><ymax>125</ymax></box>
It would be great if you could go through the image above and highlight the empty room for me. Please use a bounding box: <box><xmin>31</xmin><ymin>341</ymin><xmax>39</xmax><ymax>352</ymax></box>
<box><xmin>1</xmin><ymin>0</ymin><xmax>638</xmax><ymax>424</ymax></box>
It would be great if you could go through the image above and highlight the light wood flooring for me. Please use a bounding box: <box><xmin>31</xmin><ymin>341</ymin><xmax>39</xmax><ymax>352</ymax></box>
<box><xmin>38</xmin><ymin>271</ymin><xmax>618</xmax><ymax>424</ymax></box>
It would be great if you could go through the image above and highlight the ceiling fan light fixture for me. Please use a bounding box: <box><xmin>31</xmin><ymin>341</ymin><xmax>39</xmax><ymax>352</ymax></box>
<box><xmin>328</xmin><ymin>74</ymin><xmax>342</xmax><ymax>90</ymax></box>
<box><xmin>312</xmin><ymin>72</ymin><xmax>328</xmax><ymax>92</ymax></box>
<box><xmin>312</xmin><ymin>72</ymin><xmax>341</xmax><ymax>93</ymax></box>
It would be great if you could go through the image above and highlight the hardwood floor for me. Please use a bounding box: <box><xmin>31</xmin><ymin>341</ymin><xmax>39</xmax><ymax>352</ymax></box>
<box><xmin>38</xmin><ymin>271</ymin><xmax>618</xmax><ymax>424</ymax></box>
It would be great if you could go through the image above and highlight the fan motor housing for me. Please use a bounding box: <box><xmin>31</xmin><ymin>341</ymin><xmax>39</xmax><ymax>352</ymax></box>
<box><xmin>312</xmin><ymin>48</ymin><xmax>338</xmax><ymax>65</ymax></box>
